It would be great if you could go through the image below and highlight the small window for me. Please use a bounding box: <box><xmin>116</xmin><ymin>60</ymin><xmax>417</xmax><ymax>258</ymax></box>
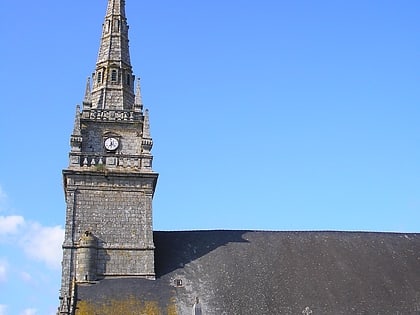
<box><xmin>111</xmin><ymin>70</ymin><xmax>117</xmax><ymax>82</ymax></box>
<box><xmin>97</xmin><ymin>72</ymin><xmax>102</xmax><ymax>84</ymax></box>
<box><xmin>174</xmin><ymin>279</ymin><xmax>183</xmax><ymax>287</ymax></box>
<box><xmin>126</xmin><ymin>74</ymin><xmax>131</xmax><ymax>86</ymax></box>
<box><xmin>114</xmin><ymin>19</ymin><xmax>120</xmax><ymax>32</ymax></box>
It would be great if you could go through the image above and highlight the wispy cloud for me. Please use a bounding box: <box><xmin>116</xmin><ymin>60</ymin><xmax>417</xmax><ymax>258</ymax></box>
<box><xmin>0</xmin><ymin>259</ymin><xmax>7</xmax><ymax>283</ymax></box>
<box><xmin>20</xmin><ymin>223</ymin><xmax>64</xmax><ymax>270</ymax></box>
<box><xmin>0</xmin><ymin>185</ymin><xmax>62</xmax><ymax>314</ymax></box>
<box><xmin>0</xmin><ymin>216</ymin><xmax>64</xmax><ymax>269</ymax></box>
<box><xmin>20</xmin><ymin>308</ymin><xmax>37</xmax><ymax>315</ymax></box>
<box><xmin>0</xmin><ymin>215</ymin><xmax>25</xmax><ymax>235</ymax></box>
<box><xmin>0</xmin><ymin>184</ymin><xmax>64</xmax><ymax>270</ymax></box>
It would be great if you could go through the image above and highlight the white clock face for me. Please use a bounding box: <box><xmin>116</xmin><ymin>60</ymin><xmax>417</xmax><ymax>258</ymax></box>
<box><xmin>104</xmin><ymin>137</ymin><xmax>119</xmax><ymax>151</ymax></box>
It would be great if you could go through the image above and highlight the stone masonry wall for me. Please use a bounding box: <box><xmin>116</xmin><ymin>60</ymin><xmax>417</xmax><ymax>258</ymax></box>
<box><xmin>97</xmin><ymin>248</ymin><xmax>155</xmax><ymax>278</ymax></box>
<box><xmin>61</xmin><ymin>170</ymin><xmax>157</xmax><ymax>293</ymax></box>
<box><xmin>73</xmin><ymin>188</ymin><xmax>154</xmax><ymax>248</ymax></box>
<box><xmin>81</xmin><ymin>120</ymin><xmax>143</xmax><ymax>156</ymax></box>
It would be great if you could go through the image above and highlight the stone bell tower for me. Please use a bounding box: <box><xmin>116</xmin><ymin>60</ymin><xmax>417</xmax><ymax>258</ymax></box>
<box><xmin>58</xmin><ymin>0</ymin><xmax>158</xmax><ymax>313</ymax></box>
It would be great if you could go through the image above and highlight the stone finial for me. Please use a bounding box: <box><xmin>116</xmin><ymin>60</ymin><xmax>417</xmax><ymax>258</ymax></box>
<box><xmin>83</xmin><ymin>77</ymin><xmax>92</xmax><ymax>109</ymax></box>
<box><xmin>141</xmin><ymin>109</ymin><xmax>153</xmax><ymax>156</ymax></box>
<box><xmin>134</xmin><ymin>78</ymin><xmax>143</xmax><ymax>112</ymax></box>
<box><xmin>72</xmin><ymin>105</ymin><xmax>82</xmax><ymax>136</ymax></box>
<box><xmin>143</xmin><ymin>109</ymin><xmax>152</xmax><ymax>140</ymax></box>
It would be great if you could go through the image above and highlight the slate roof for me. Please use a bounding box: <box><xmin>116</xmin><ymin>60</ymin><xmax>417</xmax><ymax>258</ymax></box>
<box><xmin>77</xmin><ymin>230</ymin><xmax>420</xmax><ymax>314</ymax></box>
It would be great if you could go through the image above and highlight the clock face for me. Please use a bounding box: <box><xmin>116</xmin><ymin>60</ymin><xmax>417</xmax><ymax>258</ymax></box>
<box><xmin>104</xmin><ymin>137</ymin><xmax>119</xmax><ymax>151</ymax></box>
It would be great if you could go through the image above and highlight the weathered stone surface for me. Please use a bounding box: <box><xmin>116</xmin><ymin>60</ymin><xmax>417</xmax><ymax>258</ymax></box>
<box><xmin>60</xmin><ymin>169</ymin><xmax>157</xmax><ymax>297</ymax></box>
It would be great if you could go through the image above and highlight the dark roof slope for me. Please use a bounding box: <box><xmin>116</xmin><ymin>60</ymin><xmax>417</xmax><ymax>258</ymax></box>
<box><xmin>77</xmin><ymin>231</ymin><xmax>420</xmax><ymax>314</ymax></box>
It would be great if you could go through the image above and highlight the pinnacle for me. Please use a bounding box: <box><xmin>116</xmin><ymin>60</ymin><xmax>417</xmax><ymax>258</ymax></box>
<box><xmin>143</xmin><ymin>109</ymin><xmax>152</xmax><ymax>140</ymax></box>
<box><xmin>72</xmin><ymin>105</ymin><xmax>81</xmax><ymax>136</ymax></box>
<box><xmin>83</xmin><ymin>77</ymin><xmax>92</xmax><ymax>107</ymax></box>
<box><xmin>135</xmin><ymin>78</ymin><xmax>143</xmax><ymax>112</ymax></box>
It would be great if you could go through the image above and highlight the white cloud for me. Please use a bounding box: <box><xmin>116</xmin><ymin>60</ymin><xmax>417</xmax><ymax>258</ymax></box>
<box><xmin>0</xmin><ymin>215</ymin><xmax>24</xmax><ymax>235</ymax></box>
<box><xmin>0</xmin><ymin>186</ymin><xmax>64</xmax><ymax>269</ymax></box>
<box><xmin>0</xmin><ymin>260</ymin><xmax>7</xmax><ymax>282</ymax></box>
<box><xmin>0</xmin><ymin>213</ymin><xmax>64</xmax><ymax>270</ymax></box>
<box><xmin>0</xmin><ymin>305</ymin><xmax>7</xmax><ymax>315</ymax></box>
<box><xmin>20</xmin><ymin>308</ymin><xmax>37</xmax><ymax>315</ymax></box>
<box><xmin>20</xmin><ymin>223</ymin><xmax>64</xmax><ymax>270</ymax></box>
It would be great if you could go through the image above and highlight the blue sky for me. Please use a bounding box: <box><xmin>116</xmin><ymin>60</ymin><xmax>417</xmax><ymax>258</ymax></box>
<box><xmin>0</xmin><ymin>0</ymin><xmax>419</xmax><ymax>314</ymax></box>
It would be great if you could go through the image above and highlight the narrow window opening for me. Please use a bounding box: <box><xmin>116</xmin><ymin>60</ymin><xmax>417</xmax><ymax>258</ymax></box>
<box><xmin>126</xmin><ymin>74</ymin><xmax>131</xmax><ymax>86</ymax></box>
<box><xmin>111</xmin><ymin>69</ymin><xmax>117</xmax><ymax>82</ymax></box>
<box><xmin>97</xmin><ymin>72</ymin><xmax>102</xmax><ymax>84</ymax></box>
<box><xmin>114</xmin><ymin>19</ymin><xmax>120</xmax><ymax>32</ymax></box>
<box><xmin>174</xmin><ymin>279</ymin><xmax>183</xmax><ymax>287</ymax></box>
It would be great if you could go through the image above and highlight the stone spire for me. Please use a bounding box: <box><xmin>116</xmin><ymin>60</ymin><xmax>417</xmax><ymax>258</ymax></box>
<box><xmin>90</xmin><ymin>0</ymin><xmax>135</xmax><ymax>111</ymax></box>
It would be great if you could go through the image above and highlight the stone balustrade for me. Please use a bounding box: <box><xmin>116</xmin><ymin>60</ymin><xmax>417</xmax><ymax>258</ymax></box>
<box><xmin>81</xmin><ymin>109</ymin><xmax>141</xmax><ymax>121</ymax></box>
<box><xmin>69</xmin><ymin>153</ymin><xmax>153</xmax><ymax>171</ymax></box>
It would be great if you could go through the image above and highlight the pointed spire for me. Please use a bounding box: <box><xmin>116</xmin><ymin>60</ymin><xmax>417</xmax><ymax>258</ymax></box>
<box><xmin>134</xmin><ymin>78</ymin><xmax>143</xmax><ymax>112</ymax></box>
<box><xmin>91</xmin><ymin>0</ymin><xmax>135</xmax><ymax>111</ymax></box>
<box><xmin>97</xmin><ymin>0</ymin><xmax>131</xmax><ymax>67</ymax></box>
<box><xmin>83</xmin><ymin>77</ymin><xmax>92</xmax><ymax>109</ymax></box>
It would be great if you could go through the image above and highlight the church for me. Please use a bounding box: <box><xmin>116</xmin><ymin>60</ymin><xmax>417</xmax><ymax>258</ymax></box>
<box><xmin>58</xmin><ymin>1</ymin><xmax>420</xmax><ymax>314</ymax></box>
